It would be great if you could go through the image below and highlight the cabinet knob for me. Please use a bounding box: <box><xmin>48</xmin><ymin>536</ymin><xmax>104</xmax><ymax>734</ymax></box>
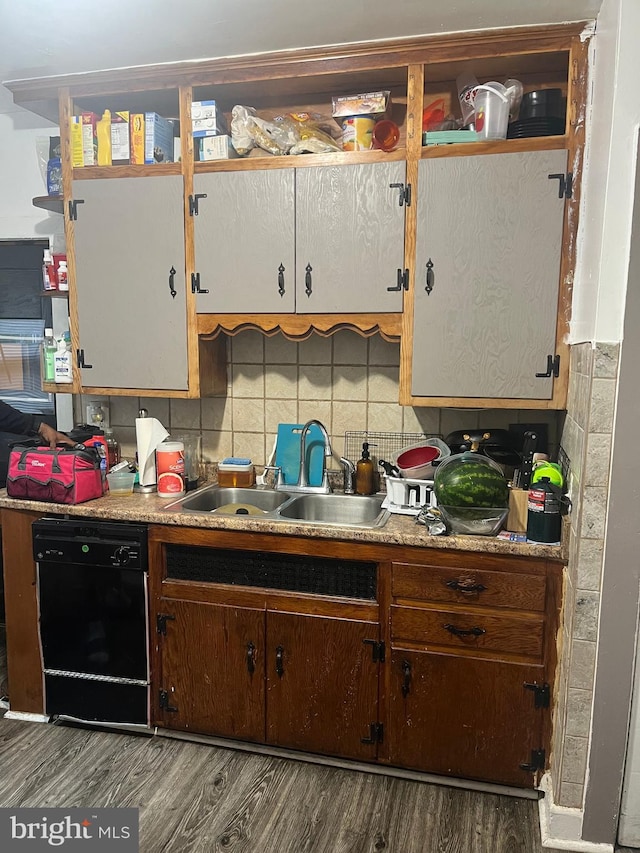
<box><xmin>445</xmin><ymin>579</ymin><xmax>487</xmax><ymax>594</ymax></box>
<box><xmin>443</xmin><ymin>623</ymin><xmax>486</xmax><ymax>638</ymax></box>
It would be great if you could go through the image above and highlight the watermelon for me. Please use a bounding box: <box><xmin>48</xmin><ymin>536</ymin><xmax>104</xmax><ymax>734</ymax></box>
<box><xmin>434</xmin><ymin>452</ymin><xmax>509</xmax><ymax>509</ymax></box>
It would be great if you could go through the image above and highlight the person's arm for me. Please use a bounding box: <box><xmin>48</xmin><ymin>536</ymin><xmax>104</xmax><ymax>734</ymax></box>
<box><xmin>0</xmin><ymin>400</ymin><xmax>73</xmax><ymax>448</ymax></box>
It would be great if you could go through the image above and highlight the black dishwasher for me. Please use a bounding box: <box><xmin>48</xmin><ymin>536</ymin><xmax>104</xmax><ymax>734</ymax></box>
<box><xmin>32</xmin><ymin>518</ymin><xmax>149</xmax><ymax>726</ymax></box>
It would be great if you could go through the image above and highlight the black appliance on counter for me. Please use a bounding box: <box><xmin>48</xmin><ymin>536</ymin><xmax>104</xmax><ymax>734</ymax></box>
<box><xmin>32</xmin><ymin>518</ymin><xmax>149</xmax><ymax>727</ymax></box>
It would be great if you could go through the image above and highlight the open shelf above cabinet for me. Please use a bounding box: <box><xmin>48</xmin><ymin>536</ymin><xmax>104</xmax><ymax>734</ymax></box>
<box><xmin>32</xmin><ymin>195</ymin><xmax>63</xmax><ymax>214</ymax></box>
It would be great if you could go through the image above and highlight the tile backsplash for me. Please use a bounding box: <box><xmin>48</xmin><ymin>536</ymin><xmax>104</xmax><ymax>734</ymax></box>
<box><xmin>77</xmin><ymin>329</ymin><xmax>564</xmax><ymax>469</ymax></box>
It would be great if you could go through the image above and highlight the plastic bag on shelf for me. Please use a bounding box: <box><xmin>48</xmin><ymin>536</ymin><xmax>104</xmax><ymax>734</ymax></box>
<box><xmin>230</xmin><ymin>105</ymin><xmax>294</xmax><ymax>156</ymax></box>
<box><xmin>279</xmin><ymin>112</ymin><xmax>342</xmax><ymax>154</ymax></box>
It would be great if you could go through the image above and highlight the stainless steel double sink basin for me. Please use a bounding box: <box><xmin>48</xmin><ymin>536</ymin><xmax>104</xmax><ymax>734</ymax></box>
<box><xmin>162</xmin><ymin>485</ymin><xmax>389</xmax><ymax>529</ymax></box>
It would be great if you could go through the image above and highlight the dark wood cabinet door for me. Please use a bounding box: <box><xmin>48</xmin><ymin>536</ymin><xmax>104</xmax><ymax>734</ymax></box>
<box><xmin>157</xmin><ymin>599</ymin><xmax>265</xmax><ymax>742</ymax></box>
<box><xmin>386</xmin><ymin>648</ymin><xmax>545</xmax><ymax>787</ymax></box>
<box><xmin>266</xmin><ymin>611</ymin><xmax>380</xmax><ymax>761</ymax></box>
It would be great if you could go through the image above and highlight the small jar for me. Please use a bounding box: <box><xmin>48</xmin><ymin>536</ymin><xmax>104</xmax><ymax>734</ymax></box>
<box><xmin>104</xmin><ymin>429</ymin><xmax>120</xmax><ymax>471</ymax></box>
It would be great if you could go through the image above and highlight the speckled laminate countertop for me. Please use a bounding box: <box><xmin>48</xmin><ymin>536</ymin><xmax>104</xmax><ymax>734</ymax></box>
<box><xmin>0</xmin><ymin>486</ymin><xmax>566</xmax><ymax>560</ymax></box>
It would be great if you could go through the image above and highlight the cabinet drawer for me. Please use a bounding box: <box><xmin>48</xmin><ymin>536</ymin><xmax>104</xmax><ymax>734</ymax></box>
<box><xmin>391</xmin><ymin>605</ymin><xmax>544</xmax><ymax>658</ymax></box>
<box><xmin>392</xmin><ymin>562</ymin><xmax>546</xmax><ymax>612</ymax></box>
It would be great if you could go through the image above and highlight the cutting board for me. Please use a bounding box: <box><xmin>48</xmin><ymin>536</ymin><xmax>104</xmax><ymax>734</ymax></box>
<box><xmin>275</xmin><ymin>424</ymin><xmax>325</xmax><ymax>487</ymax></box>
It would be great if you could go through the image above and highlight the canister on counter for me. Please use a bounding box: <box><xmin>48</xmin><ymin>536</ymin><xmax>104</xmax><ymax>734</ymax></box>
<box><xmin>341</xmin><ymin>116</ymin><xmax>375</xmax><ymax>151</ymax></box>
<box><xmin>156</xmin><ymin>440</ymin><xmax>185</xmax><ymax>497</ymax></box>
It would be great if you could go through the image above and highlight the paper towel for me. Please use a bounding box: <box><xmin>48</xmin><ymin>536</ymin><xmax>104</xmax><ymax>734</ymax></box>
<box><xmin>135</xmin><ymin>417</ymin><xmax>169</xmax><ymax>487</ymax></box>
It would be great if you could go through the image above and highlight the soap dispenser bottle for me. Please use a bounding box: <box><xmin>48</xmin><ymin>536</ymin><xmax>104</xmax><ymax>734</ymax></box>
<box><xmin>355</xmin><ymin>442</ymin><xmax>375</xmax><ymax>495</ymax></box>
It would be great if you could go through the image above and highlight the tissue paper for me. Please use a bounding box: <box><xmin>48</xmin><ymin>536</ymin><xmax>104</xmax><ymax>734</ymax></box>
<box><xmin>135</xmin><ymin>417</ymin><xmax>169</xmax><ymax>487</ymax></box>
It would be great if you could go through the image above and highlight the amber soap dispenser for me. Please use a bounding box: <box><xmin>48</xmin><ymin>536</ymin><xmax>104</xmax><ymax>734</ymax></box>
<box><xmin>355</xmin><ymin>442</ymin><xmax>375</xmax><ymax>495</ymax></box>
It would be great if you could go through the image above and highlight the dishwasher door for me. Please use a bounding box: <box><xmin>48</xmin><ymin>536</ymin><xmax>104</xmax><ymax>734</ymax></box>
<box><xmin>33</xmin><ymin>518</ymin><xmax>149</xmax><ymax>726</ymax></box>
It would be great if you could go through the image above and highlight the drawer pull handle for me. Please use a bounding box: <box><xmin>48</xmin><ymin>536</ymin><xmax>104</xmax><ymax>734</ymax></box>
<box><xmin>446</xmin><ymin>580</ymin><xmax>487</xmax><ymax>594</ymax></box>
<box><xmin>246</xmin><ymin>642</ymin><xmax>256</xmax><ymax>675</ymax></box>
<box><xmin>275</xmin><ymin>645</ymin><xmax>284</xmax><ymax>678</ymax></box>
<box><xmin>401</xmin><ymin>659</ymin><xmax>412</xmax><ymax>697</ymax></box>
<box><xmin>444</xmin><ymin>623</ymin><xmax>486</xmax><ymax>638</ymax></box>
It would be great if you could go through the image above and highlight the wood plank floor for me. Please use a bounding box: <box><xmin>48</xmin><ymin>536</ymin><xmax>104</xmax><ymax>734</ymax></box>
<box><xmin>0</xmin><ymin>712</ymin><xmax>559</xmax><ymax>853</ymax></box>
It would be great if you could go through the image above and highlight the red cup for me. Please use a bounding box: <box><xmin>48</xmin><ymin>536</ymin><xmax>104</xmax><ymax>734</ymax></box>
<box><xmin>372</xmin><ymin>120</ymin><xmax>400</xmax><ymax>152</ymax></box>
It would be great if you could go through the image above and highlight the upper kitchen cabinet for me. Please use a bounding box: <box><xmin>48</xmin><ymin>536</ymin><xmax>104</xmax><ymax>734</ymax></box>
<box><xmin>192</xmin><ymin>162</ymin><xmax>406</xmax><ymax>315</ymax></box>
<box><xmin>405</xmin><ymin>150</ymin><xmax>567</xmax><ymax>402</ymax></box>
<box><xmin>71</xmin><ymin>175</ymin><xmax>188</xmax><ymax>391</ymax></box>
<box><xmin>6</xmin><ymin>23</ymin><xmax>588</xmax><ymax>401</ymax></box>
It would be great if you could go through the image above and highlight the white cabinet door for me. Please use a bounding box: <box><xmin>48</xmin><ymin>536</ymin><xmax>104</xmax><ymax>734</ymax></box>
<box><xmin>73</xmin><ymin>176</ymin><xmax>187</xmax><ymax>390</ymax></box>
<box><xmin>193</xmin><ymin>170</ymin><xmax>295</xmax><ymax>314</ymax></box>
<box><xmin>412</xmin><ymin>150</ymin><xmax>567</xmax><ymax>399</ymax></box>
<box><xmin>296</xmin><ymin>162</ymin><xmax>407</xmax><ymax>313</ymax></box>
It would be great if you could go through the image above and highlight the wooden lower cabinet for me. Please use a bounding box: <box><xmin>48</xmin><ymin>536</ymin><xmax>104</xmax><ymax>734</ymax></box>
<box><xmin>385</xmin><ymin>649</ymin><xmax>546</xmax><ymax>787</ymax></box>
<box><xmin>156</xmin><ymin>599</ymin><xmax>265</xmax><ymax>742</ymax></box>
<box><xmin>266</xmin><ymin>611</ymin><xmax>379</xmax><ymax>760</ymax></box>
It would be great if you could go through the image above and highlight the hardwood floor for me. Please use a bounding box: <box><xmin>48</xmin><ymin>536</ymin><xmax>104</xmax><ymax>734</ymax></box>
<box><xmin>0</xmin><ymin>712</ymin><xmax>557</xmax><ymax>853</ymax></box>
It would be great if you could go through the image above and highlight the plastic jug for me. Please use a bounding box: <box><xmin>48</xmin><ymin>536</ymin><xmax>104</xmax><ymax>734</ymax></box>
<box><xmin>473</xmin><ymin>82</ymin><xmax>510</xmax><ymax>140</ymax></box>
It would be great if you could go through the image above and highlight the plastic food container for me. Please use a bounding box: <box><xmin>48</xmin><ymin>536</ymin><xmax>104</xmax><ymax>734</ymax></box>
<box><xmin>438</xmin><ymin>505</ymin><xmax>509</xmax><ymax>536</ymax></box>
<box><xmin>106</xmin><ymin>471</ymin><xmax>136</xmax><ymax>495</ymax></box>
<box><xmin>217</xmin><ymin>458</ymin><xmax>255</xmax><ymax>488</ymax></box>
<box><xmin>393</xmin><ymin>438</ymin><xmax>450</xmax><ymax>480</ymax></box>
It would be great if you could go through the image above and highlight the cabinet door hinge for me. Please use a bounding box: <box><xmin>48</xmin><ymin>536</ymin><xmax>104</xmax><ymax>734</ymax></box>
<box><xmin>524</xmin><ymin>681</ymin><xmax>550</xmax><ymax>709</ymax></box>
<box><xmin>76</xmin><ymin>348</ymin><xmax>93</xmax><ymax>369</ymax></box>
<box><xmin>363</xmin><ymin>639</ymin><xmax>385</xmax><ymax>663</ymax></box>
<box><xmin>387</xmin><ymin>268</ymin><xmax>409</xmax><ymax>293</ymax></box>
<box><xmin>191</xmin><ymin>272</ymin><xmax>209</xmax><ymax>294</ymax></box>
<box><xmin>189</xmin><ymin>193</ymin><xmax>207</xmax><ymax>216</ymax></box>
<box><xmin>390</xmin><ymin>182</ymin><xmax>411</xmax><ymax>206</ymax></box>
<box><xmin>535</xmin><ymin>354</ymin><xmax>560</xmax><ymax>379</ymax></box>
<box><xmin>156</xmin><ymin>613</ymin><xmax>175</xmax><ymax>635</ymax></box>
<box><xmin>519</xmin><ymin>748</ymin><xmax>545</xmax><ymax>772</ymax></box>
<box><xmin>548</xmin><ymin>172</ymin><xmax>573</xmax><ymax>199</ymax></box>
<box><xmin>158</xmin><ymin>689</ymin><xmax>178</xmax><ymax>713</ymax></box>
<box><xmin>361</xmin><ymin>722</ymin><xmax>384</xmax><ymax>744</ymax></box>
<box><xmin>68</xmin><ymin>199</ymin><xmax>84</xmax><ymax>220</ymax></box>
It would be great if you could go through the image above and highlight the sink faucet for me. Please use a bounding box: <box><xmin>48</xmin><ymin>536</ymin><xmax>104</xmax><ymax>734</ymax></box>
<box><xmin>289</xmin><ymin>419</ymin><xmax>333</xmax><ymax>494</ymax></box>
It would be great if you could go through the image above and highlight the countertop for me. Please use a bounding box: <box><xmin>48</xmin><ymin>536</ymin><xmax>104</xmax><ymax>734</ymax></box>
<box><xmin>0</xmin><ymin>486</ymin><xmax>567</xmax><ymax>560</ymax></box>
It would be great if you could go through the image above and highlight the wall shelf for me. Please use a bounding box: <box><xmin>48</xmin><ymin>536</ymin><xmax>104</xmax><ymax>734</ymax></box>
<box><xmin>32</xmin><ymin>195</ymin><xmax>63</xmax><ymax>214</ymax></box>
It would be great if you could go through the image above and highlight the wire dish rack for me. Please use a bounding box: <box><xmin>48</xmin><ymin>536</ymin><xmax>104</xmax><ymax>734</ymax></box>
<box><xmin>343</xmin><ymin>431</ymin><xmax>443</xmax><ymax>468</ymax></box>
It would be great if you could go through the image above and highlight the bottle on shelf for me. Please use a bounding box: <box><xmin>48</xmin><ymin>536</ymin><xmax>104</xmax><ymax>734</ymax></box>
<box><xmin>42</xmin><ymin>328</ymin><xmax>56</xmax><ymax>382</ymax></box>
<box><xmin>57</xmin><ymin>260</ymin><xmax>68</xmax><ymax>291</ymax></box>
<box><xmin>54</xmin><ymin>335</ymin><xmax>72</xmax><ymax>383</ymax></box>
<box><xmin>42</xmin><ymin>250</ymin><xmax>56</xmax><ymax>291</ymax></box>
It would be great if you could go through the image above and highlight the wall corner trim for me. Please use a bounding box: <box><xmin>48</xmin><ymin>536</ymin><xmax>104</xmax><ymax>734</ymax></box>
<box><xmin>538</xmin><ymin>774</ymin><xmax>613</xmax><ymax>853</ymax></box>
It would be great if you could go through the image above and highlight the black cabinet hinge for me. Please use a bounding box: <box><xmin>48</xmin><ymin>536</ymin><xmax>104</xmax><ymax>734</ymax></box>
<box><xmin>76</xmin><ymin>348</ymin><xmax>93</xmax><ymax>369</ymax></box>
<box><xmin>361</xmin><ymin>722</ymin><xmax>384</xmax><ymax>744</ymax></box>
<box><xmin>191</xmin><ymin>272</ymin><xmax>209</xmax><ymax>294</ymax></box>
<box><xmin>548</xmin><ymin>172</ymin><xmax>573</xmax><ymax>199</ymax></box>
<box><xmin>189</xmin><ymin>193</ymin><xmax>207</xmax><ymax>216</ymax></box>
<box><xmin>387</xmin><ymin>268</ymin><xmax>409</xmax><ymax>292</ymax></box>
<box><xmin>535</xmin><ymin>354</ymin><xmax>560</xmax><ymax>379</ymax></box>
<box><xmin>156</xmin><ymin>613</ymin><xmax>175</xmax><ymax>635</ymax></box>
<box><xmin>363</xmin><ymin>639</ymin><xmax>385</xmax><ymax>663</ymax></box>
<box><xmin>519</xmin><ymin>748</ymin><xmax>545</xmax><ymax>772</ymax></box>
<box><xmin>159</xmin><ymin>689</ymin><xmax>178</xmax><ymax>713</ymax></box>
<box><xmin>68</xmin><ymin>199</ymin><xmax>84</xmax><ymax>220</ymax></box>
<box><xmin>390</xmin><ymin>182</ymin><xmax>411</xmax><ymax>206</ymax></box>
<box><xmin>524</xmin><ymin>681</ymin><xmax>550</xmax><ymax>709</ymax></box>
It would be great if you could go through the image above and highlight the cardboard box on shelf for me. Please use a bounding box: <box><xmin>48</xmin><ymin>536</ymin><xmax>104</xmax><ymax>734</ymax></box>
<box><xmin>80</xmin><ymin>112</ymin><xmax>98</xmax><ymax>166</ymax></box>
<box><xmin>144</xmin><ymin>113</ymin><xmax>174</xmax><ymax>164</ymax></box>
<box><xmin>331</xmin><ymin>90</ymin><xmax>391</xmax><ymax>119</ymax></box>
<box><xmin>192</xmin><ymin>100</ymin><xmax>228</xmax><ymax>136</ymax></box>
<box><xmin>70</xmin><ymin>116</ymin><xmax>83</xmax><ymax>168</ymax></box>
<box><xmin>129</xmin><ymin>113</ymin><xmax>145</xmax><ymax>164</ymax></box>
<box><xmin>111</xmin><ymin>111</ymin><xmax>130</xmax><ymax>165</ymax></box>
<box><xmin>198</xmin><ymin>134</ymin><xmax>238</xmax><ymax>160</ymax></box>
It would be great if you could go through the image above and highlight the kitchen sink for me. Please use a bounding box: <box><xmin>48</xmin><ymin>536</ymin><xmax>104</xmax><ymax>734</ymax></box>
<box><xmin>277</xmin><ymin>493</ymin><xmax>388</xmax><ymax>527</ymax></box>
<box><xmin>162</xmin><ymin>485</ymin><xmax>390</xmax><ymax>528</ymax></box>
<box><xmin>166</xmin><ymin>486</ymin><xmax>291</xmax><ymax>514</ymax></box>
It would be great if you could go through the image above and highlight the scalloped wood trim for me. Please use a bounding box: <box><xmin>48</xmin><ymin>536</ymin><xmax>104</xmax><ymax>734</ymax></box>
<box><xmin>197</xmin><ymin>314</ymin><xmax>402</xmax><ymax>342</ymax></box>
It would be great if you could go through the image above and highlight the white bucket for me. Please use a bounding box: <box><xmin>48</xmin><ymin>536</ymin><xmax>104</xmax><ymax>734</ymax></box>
<box><xmin>473</xmin><ymin>82</ymin><xmax>510</xmax><ymax>140</ymax></box>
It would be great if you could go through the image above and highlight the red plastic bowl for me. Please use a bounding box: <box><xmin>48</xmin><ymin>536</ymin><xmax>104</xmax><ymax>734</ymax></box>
<box><xmin>396</xmin><ymin>445</ymin><xmax>440</xmax><ymax>470</ymax></box>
